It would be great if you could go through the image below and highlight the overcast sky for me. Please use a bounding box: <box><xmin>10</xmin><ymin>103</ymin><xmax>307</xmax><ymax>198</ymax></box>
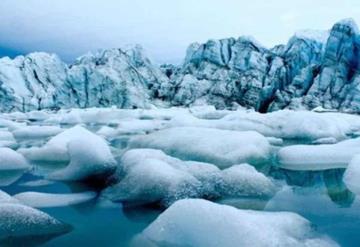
<box><xmin>0</xmin><ymin>0</ymin><xmax>360</xmax><ymax>64</ymax></box>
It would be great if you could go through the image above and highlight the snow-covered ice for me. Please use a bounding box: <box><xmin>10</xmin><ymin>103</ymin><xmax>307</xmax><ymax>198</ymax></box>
<box><xmin>129</xmin><ymin>127</ymin><xmax>271</xmax><ymax>168</ymax></box>
<box><xmin>0</xmin><ymin>203</ymin><xmax>71</xmax><ymax>244</ymax></box>
<box><xmin>219</xmin><ymin>164</ymin><xmax>277</xmax><ymax>198</ymax></box>
<box><xmin>134</xmin><ymin>199</ymin><xmax>338</xmax><ymax>247</ymax></box>
<box><xmin>104</xmin><ymin>149</ymin><xmax>277</xmax><ymax>207</ymax></box>
<box><xmin>19</xmin><ymin>125</ymin><xmax>116</xmax><ymax>181</ymax></box>
<box><xmin>277</xmin><ymin>138</ymin><xmax>360</xmax><ymax>170</ymax></box>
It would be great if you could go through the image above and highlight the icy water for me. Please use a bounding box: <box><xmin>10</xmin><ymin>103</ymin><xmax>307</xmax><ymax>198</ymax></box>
<box><xmin>1</xmin><ymin>119</ymin><xmax>360</xmax><ymax>247</ymax></box>
<box><xmin>2</xmin><ymin>157</ymin><xmax>360</xmax><ymax>246</ymax></box>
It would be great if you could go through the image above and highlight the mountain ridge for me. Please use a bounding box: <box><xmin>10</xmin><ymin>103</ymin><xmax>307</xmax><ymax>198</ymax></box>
<box><xmin>1</xmin><ymin>18</ymin><xmax>360</xmax><ymax>113</ymax></box>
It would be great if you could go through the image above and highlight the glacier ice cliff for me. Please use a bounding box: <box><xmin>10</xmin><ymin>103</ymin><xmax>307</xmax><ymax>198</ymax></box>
<box><xmin>1</xmin><ymin>19</ymin><xmax>360</xmax><ymax>113</ymax></box>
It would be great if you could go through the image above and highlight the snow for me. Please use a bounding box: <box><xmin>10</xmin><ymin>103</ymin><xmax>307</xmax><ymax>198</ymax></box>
<box><xmin>102</xmin><ymin>149</ymin><xmax>208</xmax><ymax>207</ymax></box>
<box><xmin>0</xmin><ymin>148</ymin><xmax>30</xmax><ymax>171</ymax></box>
<box><xmin>104</xmin><ymin>149</ymin><xmax>278</xmax><ymax>207</ymax></box>
<box><xmin>219</xmin><ymin>164</ymin><xmax>277</xmax><ymax>198</ymax></box>
<box><xmin>343</xmin><ymin>155</ymin><xmax>360</xmax><ymax>195</ymax></box>
<box><xmin>134</xmin><ymin>199</ymin><xmax>338</xmax><ymax>247</ymax></box>
<box><xmin>0</xmin><ymin>203</ymin><xmax>71</xmax><ymax>242</ymax></box>
<box><xmin>13</xmin><ymin>191</ymin><xmax>97</xmax><ymax>208</ymax></box>
<box><xmin>129</xmin><ymin>127</ymin><xmax>271</xmax><ymax>168</ymax></box>
<box><xmin>277</xmin><ymin>138</ymin><xmax>360</xmax><ymax>170</ymax></box>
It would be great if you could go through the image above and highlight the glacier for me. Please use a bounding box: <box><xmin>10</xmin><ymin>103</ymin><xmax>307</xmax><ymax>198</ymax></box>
<box><xmin>0</xmin><ymin>19</ymin><xmax>360</xmax><ymax>113</ymax></box>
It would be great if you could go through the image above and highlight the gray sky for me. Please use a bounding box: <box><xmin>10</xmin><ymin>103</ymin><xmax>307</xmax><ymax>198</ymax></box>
<box><xmin>0</xmin><ymin>0</ymin><xmax>360</xmax><ymax>64</ymax></box>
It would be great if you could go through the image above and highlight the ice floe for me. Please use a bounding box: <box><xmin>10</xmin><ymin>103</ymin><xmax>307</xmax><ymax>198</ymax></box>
<box><xmin>277</xmin><ymin>138</ymin><xmax>360</xmax><ymax>170</ymax></box>
<box><xmin>12</xmin><ymin>125</ymin><xmax>63</xmax><ymax>139</ymax></box>
<box><xmin>134</xmin><ymin>199</ymin><xmax>338</xmax><ymax>247</ymax></box>
<box><xmin>103</xmin><ymin>149</ymin><xmax>276</xmax><ymax>207</ymax></box>
<box><xmin>0</xmin><ymin>203</ymin><xmax>71</xmax><ymax>246</ymax></box>
<box><xmin>129</xmin><ymin>127</ymin><xmax>271</xmax><ymax>168</ymax></box>
<box><xmin>13</xmin><ymin>191</ymin><xmax>97</xmax><ymax>208</ymax></box>
<box><xmin>19</xmin><ymin>125</ymin><xmax>116</xmax><ymax>181</ymax></box>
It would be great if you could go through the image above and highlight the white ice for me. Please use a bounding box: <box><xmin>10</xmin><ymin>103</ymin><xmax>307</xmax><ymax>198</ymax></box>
<box><xmin>277</xmin><ymin>138</ymin><xmax>360</xmax><ymax>170</ymax></box>
<box><xmin>343</xmin><ymin>155</ymin><xmax>360</xmax><ymax>195</ymax></box>
<box><xmin>134</xmin><ymin>199</ymin><xmax>338</xmax><ymax>247</ymax></box>
<box><xmin>129</xmin><ymin>127</ymin><xmax>271</xmax><ymax>168</ymax></box>
<box><xmin>13</xmin><ymin>191</ymin><xmax>97</xmax><ymax>208</ymax></box>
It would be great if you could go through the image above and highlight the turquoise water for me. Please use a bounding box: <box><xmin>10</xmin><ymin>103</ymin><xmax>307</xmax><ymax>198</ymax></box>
<box><xmin>1</xmin><ymin>128</ymin><xmax>360</xmax><ymax>247</ymax></box>
<box><xmin>2</xmin><ymin>167</ymin><xmax>360</xmax><ymax>247</ymax></box>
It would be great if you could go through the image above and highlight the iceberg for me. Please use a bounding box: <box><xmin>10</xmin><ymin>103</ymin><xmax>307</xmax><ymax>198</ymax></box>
<box><xmin>134</xmin><ymin>199</ymin><xmax>338</xmax><ymax>247</ymax></box>
<box><xmin>129</xmin><ymin>127</ymin><xmax>271</xmax><ymax>168</ymax></box>
<box><xmin>277</xmin><ymin>138</ymin><xmax>360</xmax><ymax>170</ymax></box>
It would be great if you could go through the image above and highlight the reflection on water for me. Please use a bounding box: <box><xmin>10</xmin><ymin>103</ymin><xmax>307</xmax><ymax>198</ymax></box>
<box><xmin>269</xmin><ymin>167</ymin><xmax>356</xmax><ymax>208</ymax></box>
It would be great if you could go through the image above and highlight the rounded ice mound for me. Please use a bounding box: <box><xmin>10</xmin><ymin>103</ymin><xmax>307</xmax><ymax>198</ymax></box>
<box><xmin>0</xmin><ymin>190</ymin><xmax>19</xmax><ymax>204</ymax></box>
<box><xmin>129</xmin><ymin>127</ymin><xmax>271</xmax><ymax>168</ymax></box>
<box><xmin>0</xmin><ymin>148</ymin><xmax>30</xmax><ymax>171</ymax></box>
<box><xmin>18</xmin><ymin>125</ymin><xmax>116</xmax><ymax>181</ymax></box>
<box><xmin>0</xmin><ymin>130</ymin><xmax>17</xmax><ymax>148</ymax></box>
<box><xmin>45</xmin><ymin>127</ymin><xmax>117</xmax><ymax>181</ymax></box>
<box><xmin>19</xmin><ymin>125</ymin><xmax>95</xmax><ymax>162</ymax></box>
<box><xmin>133</xmin><ymin>199</ymin><xmax>338</xmax><ymax>247</ymax></box>
<box><xmin>219</xmin><ymin>164</ymin><xmax>277</xmax><ymax>198</ymax></box>
<box><xmin>13</xmin><ymin>191</ymin><xmax>97</xmax><ymax>208</ymax></box>
<box><xmin>103</xmin><ymin>149</ymin><xmax>222</xmax><ymax>207</ymax></box>
<box><xmin>0</xmin><ymin>203</ymin><xmax>71</xmax><ymax>246</ymax></box>
<box><xmin>343</xmin><ymin>155</ymin><xmax>360</xmax><ymax>195</ymax></box>
<box><xmin>277</xmin><ymin>138</ymin><xmax>360</xmax><ymax>171</ymax></box>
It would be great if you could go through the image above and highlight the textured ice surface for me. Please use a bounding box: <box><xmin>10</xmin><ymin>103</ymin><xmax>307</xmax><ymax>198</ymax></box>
<box><xmin>0</xmin><ymin>203</ymin><xmax>71</xmax><ymax>244</ymax></box>
<box><xmin>129</xmin><ymin>127</ymin><xmax>271</xmax><ymax>168</ymax></box>
<box><xmin>277</xmin><ymin>138</ymin><xmax>360</xmax><ymax>170</ymax></box>
<box><xmin>134</xmin><ymin>199</ymin><xmax>338</xmax><ymax>247</ymax></box>
<box><xmin>104</xmin><ymin>149</ymin><xmax>276</xmax><ymax>207</ymax></box>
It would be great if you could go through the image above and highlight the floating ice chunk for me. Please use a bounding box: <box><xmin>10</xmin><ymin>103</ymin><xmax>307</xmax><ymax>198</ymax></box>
<box><xmin>267</xmin><ymin>137</ymin><xmax>283</xmax><ymax>146</ymax></box>
<box><xmin>19</xmin><ymin>179</ymin><xmax>55</xmax><ymax>187</ymax></box>
<box><xmin>48</xmin><ymin>136</ymin><xmax>116</xmax><ymax>181</ymax></box>
<box><xmin>103</xmin><ymin>149</ymin><xmax>205</xmax><ymax>207</ymax></box>
<box><xmin>0</xmin><ymin>118</ymin><xmax>26</xmax><ymax>131</ymax></box>
<box><xmin>129</xmin><ymin>127</ymin><xmax>271</xmax><ymax>168</ymax></box>
<box><xmin>170</xmin><ymin>110</ymin><xmax>360</xmax><ymax>141</ymax></box>
<box><xmin>0</xmin><ymin>190</ymin><xmax>19</xmax><ymax>204</ymax></box>
<box><xmin>277</xmin><ymin>138</ymin><xmax>360</xmax><ymax>170</ymax></box>
<box><xmin>312</xmin><ymin>137</ymin><xmax>338</xmax><ymax>145</ymax></box>
<box><xmin>19</xmin><ymin>125</ymin><xmax>116</xmax><ymax>181</ymax></box>
<box><xmin>13</xmin><ymin>191</ymin><xmax>97</xmax><ymax>208</ymax></box>
<box><xmin>0</xmin><ymin>148</ymin><xmax>30</xmax><ymax>171</ymax></box>
<box><xmin>0</xmin><ymin>130</ymin><xmax>17</xmax><ymax>148</ymax></box>
<box><xmin>97</xmin><ymin>119</ymin><xmax>168</xmax><ymax>138</ymax></box>
<box><xmin>343</xmin><ymin>155</ymin><xmax>360</xmax><ymax>195</ymax></box>
<box><xmin>0</xmin><ymin>203</ymin><xmax>71</xmax><ymax>245</ymax></box>
<box><xmin>219</xmin><ymin>164</ymin><xmax>276</xmax><ymax>198</ymax></box>
<box><xmin>134</xmin><ymin>199</ymin><xmax>338</xmax><ymax>247</ymax></box>
<box><xmin>12</xmin><ymin>125</ymin><xmax>63</xmax><ymax>139</ymax></box>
